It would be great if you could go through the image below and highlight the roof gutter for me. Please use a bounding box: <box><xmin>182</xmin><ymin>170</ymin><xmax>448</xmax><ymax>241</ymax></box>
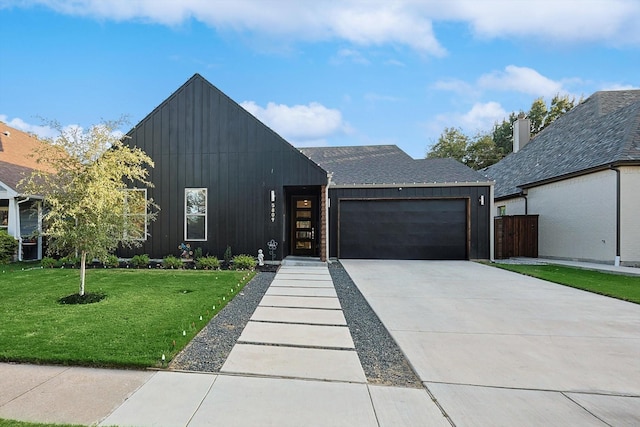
<box><xmin>330</xmin><ymin>181</ymin><xmax>494</xmax><ymax>189</ymax></box>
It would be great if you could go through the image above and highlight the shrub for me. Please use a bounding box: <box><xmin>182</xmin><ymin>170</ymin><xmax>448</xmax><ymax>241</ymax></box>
<box><xmin>0</xmin><ymin>230</ymin><xmax>18</xmax><ymax>264</ymax></box>
<box><xmin>193</xmin><ymin>247</ymin><xmax>203</xmax><ymax>260</ymax></box>
<box><xmin>196</xmin><ymin>256</ymin><xmax>220</xmax><ymax>270</ymax></box>
<box><xmin>223</xmin><ymin>245</ymin><xmax>233</xmax><ymax>265</ymax></box>
<box><xmin>163</xmin><ymin>255</ymin><xmax>183</xmax><ymax>269</ymax></box>
<box><xmin>41</xmin><ymin>256</ymin><xmax>61</xmax><ymax>268</ymax></box>
<box><xmin>60</xmin><ymin>255</ymin><xmax>80</xmax><ymax>267</ymax></box>
<box><xmin>103</xmin><ymin>254</ymin><xmax>119</xmax><ymax>268</ymax></box>
<box><xmin>130</xmin><ymin>254</ymin><xmax>150</xmax><ymax>268</ymax></box>
<box><xmin>233</xmin><ymin>254</ymin><xmax>256</xmax><ymax>270</ymax></box>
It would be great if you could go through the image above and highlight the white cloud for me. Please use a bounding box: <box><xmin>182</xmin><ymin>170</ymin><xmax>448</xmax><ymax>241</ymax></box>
<box><xmin>9</xmin><ymin>0</ymin><xmax>639</xmax><ymax>52</ymax></box>
<box><xmin>240</xmin><ymin>101</ymin><xmax>351</xmax><ymax>145</ymax></box>
<box><xmin>0</xmin><ymin>115</ymin><xmax>58</xmax><ymax>139</ymax></box>
<box><xmin>600</xmin><ymin>83</ymin><xmax>640</xmax><ymax>91</ymax></box>
<box><xmin>332</xmin><ymin>48</ymin><xmax>370</xmax><ymax>65</ymax></box>
<box><xmin>0</xmin><ymin>116</ymin><xmax>125</xmax><ymax>146</ymax></box>
<box><xmin>478</xmin><ymin>65</ymin><xmax>565</xmax><ymax>98</ymax></box>
<box><xmin>461</xmin><ymin>102</ymin><xmax>508</xmax><ymax>131</ymax></box>
<box><xmin>428</xmin><ymin>101</ymin><xmax>508</xmax><ymax>138</ymax></box>
<box><xmin>17</xmin><ymin>0</ymin><xmax>445</xmax><ymax>54</ymax></box>
<box><xmin>451</xmin><ymin>0</ymin><xmax>640</xmax><ymax>45</ymax></box>
<box><xmin>431</xmin><ymin>78</ymin><xmax>477</xmax><ymax>97</ymax></box>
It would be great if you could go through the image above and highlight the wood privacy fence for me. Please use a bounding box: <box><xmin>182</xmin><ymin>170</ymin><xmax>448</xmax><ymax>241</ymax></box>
<box><xmin>494</xmin><ymin>215</ymin><xmax>538</xmax><ymax>259</ymax></box>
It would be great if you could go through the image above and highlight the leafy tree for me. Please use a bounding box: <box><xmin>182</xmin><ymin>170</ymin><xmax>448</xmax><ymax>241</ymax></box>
<box><xmin>492</xmin><ymin>112</ymin><xmax>519</xmax><ymax>155</ymax></box>
<box><xmin>426</xmin><ymin>127</ymin><xmax>469</xmax><ymax>163</ymax></box>
<box><xmin>20</xmin><ymin>119</ymin><xmax>158</xmax><ymax>296</ymax></box>
<box><xmin>547</xmin><ymin>94</ymin><xmax>579</xmax><ymax>127</ymax></box>
<box><xmin>528</xmin><ymin>97</ymin><xmax>548</xmax><ymax>135</ymax></box>
<box><xmin>466</xmin><ymin>133</ymin><xmax>503</xmax><ymax>170</ymax></box>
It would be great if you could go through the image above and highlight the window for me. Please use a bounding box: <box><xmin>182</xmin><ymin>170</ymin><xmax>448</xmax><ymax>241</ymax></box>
<box><xmin>497</xmin><ymin>205</ymin><xmax>506</xmax><ymax>216</ymax></box>
<box><xmin>123</xmin><ymin>189</ymin><xmax>147</xmax><ymax>240</ymax></box>
<box><xmin>185</xmin><ymin>188</ymin><xmax>207</xmax><ymax>241</ymax></box>
<box><xmin>0</xmin><ymin>206</ymin><xmax>7</xmax><ymax>230</ymax></box>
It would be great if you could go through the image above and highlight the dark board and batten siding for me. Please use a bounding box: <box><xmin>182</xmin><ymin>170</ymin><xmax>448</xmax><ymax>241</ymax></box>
<box><xmin>328</xmin><ymin>185</ymin><xmax>491</xmax><ymax>260</ymax></box>
<box><xmin>120</xmin><ymin>74</ymin><xmax>327</xmax><ymax>260</ymax></box>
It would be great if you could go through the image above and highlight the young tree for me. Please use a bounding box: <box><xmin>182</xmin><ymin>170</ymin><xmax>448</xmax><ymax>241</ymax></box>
<box><xmin>20</xmin><ymin>119</ymin><xmax>157</xmax><ymax>296</ymax></box>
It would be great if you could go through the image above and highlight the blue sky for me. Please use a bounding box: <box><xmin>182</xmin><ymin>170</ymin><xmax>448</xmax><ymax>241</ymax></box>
<box><xmin>1</xmin><ymin>1</ymin><xmax>638</xmax><ymax>159</ymax></box>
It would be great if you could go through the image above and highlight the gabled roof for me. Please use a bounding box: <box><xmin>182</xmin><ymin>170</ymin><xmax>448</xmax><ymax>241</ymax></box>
<box><xmin>484</xmin><ymin>89</ymin><xmax>640</xmax><ymax>199</ymax></box>
<box><xmin>300</xmin><ymin>145</ymin><xmax>490</xmax><ymax>186</ymax></box>
<box><xmin>0</xmin><ymin>122</ymin><xmax>52</xmax><ymax>192</ymax></box>
<box><xmin>127</xmin><ymin>73</ymin><xmax>327</xmax><ymax>184</ymax></box>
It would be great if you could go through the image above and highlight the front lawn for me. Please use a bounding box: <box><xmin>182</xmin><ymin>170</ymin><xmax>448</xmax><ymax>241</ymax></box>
<box><xmin>491</xmin><ymin>263</ymin><xmax>640</xmax><ymax>304</ymax></box>
<box><xmin>0</xmin><ymin>267</ymin><xmax>255</xmax><ymax>368</ymax></box>
<box><xmin>0</xmin><ymin>419</ymin><xmax>83</xmax><ymax>427</ymax></box>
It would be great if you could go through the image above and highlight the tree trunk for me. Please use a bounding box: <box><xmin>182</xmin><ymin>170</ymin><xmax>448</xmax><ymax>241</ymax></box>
<box><xmin>79</xmin><ymin>251</ymin><xmax>87</xmax><ymax>296</ymax></box>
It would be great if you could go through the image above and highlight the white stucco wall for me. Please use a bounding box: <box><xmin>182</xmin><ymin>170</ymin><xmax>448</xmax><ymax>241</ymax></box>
<box><xmin>527</xmin><ymin>170</ymin><xmax>617</xmax><ymax>263</ymax></box>
<box><xmin>495</xmin><ymin>198</ymin><xmax>526</xmax><ymax>216</ymax></box>
<box><xmin>620</xmin><ymin>166</ymin><xmax>640</xmax><ymax>266</ymax></box>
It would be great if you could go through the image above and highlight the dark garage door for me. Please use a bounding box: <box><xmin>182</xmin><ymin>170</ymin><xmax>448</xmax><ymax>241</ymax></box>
<box><xmin>339</xmin><ymin>199</ymin><xmax>468</xmax><ymax>259</ymax></box>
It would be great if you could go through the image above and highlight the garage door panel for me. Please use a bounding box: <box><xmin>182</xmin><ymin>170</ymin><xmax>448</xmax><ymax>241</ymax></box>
<box><xmin>339</xmin><ymin>199</ymin><xmax>467</xmax><ymax>260</ymax></box>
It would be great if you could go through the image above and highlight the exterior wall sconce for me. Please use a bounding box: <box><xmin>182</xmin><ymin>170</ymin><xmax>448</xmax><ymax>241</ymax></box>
<box><xmin>479</xmin><ymin>195</ymin><xmax>485</xmax><ymax>206</ymax></box>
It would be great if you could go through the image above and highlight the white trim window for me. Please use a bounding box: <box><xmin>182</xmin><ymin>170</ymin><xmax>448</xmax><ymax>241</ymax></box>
<box><xmin>123</xmin><ymin>189</ymin><xmax>148</xmax><ymax>241</ymax></box>
<box><xmin>0</xmin><ymin>206</ymin><xmax>8</xmax><ymax>231</ymax></box>
<box><xmin>185</xmin><ymin>188</ymin><xmax>207</xmax><ymax>241</ymax></box>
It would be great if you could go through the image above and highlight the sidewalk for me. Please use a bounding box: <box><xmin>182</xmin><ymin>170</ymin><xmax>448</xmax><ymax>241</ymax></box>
<box><xmin>1</xmin><ymin>264</ymin><xmax>447</xmax><ymax>426</ymax></box>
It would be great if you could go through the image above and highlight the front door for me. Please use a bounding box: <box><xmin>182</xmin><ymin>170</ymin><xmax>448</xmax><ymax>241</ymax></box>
<box><xmin>291</xmin><ymin>196</ymin><xmax>317</xmax><ymax>256</ymax></box>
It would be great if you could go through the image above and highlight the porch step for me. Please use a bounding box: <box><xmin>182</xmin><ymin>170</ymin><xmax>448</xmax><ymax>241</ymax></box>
<box><xmin>281</xmin><ymin>256</ymin><xmax>326</xmax><ymax>267</ymax></box>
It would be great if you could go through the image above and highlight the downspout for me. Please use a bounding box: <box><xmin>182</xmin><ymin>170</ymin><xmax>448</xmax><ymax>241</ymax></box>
<box><xmin>520</xmin><ymin>189</ymin><xmax>528</xmax><ymax>215</ymax></box>
<box><xmin>611</xmin><ymin>166</ymin><xmax>621</xmax><ymax>266</ymax></box>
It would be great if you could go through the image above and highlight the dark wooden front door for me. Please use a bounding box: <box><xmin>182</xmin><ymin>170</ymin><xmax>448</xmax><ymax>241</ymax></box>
<box><xmin>291</xmin><ymin>196</ymin><xmax>317</xmax><ymax>256</ymax></box>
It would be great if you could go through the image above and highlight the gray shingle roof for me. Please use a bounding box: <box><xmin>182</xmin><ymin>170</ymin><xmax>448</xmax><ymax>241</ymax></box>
<box><xmin>483</xmin><ymin>90</ymin><xmax>640</xmax><ymax>198</ymax></box>
<box><xmin>299</xmin><ymin>145</ymin><xmax>490</xmax><ymax>185</ymax></box>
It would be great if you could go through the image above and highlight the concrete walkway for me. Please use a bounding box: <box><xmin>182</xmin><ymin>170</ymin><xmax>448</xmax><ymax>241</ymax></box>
<box><xmin>342</xmin><ymin>260</ymin><xmax>640</xmax><ymax>427</ymax></box>
<box><xmin>1</xmin><ymin>263</ymin><xmax>447</xmax><ymax>426</ymax></box>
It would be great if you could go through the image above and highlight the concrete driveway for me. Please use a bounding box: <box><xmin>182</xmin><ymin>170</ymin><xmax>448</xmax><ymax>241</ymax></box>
<box><xmin>341</xmin><ymin>260</ymin><xmax>640</xmax><ymax>427</ymax></box>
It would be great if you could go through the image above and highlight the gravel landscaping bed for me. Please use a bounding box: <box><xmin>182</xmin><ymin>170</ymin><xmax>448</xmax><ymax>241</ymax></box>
<box><xmin>169</xmin><ymin>271</ymin><xmax>275</xmax><ymax>372</ymax></box>
<box><xmin>329</xmin><ymin>262</ymin><xmax>422</xmax><ymax>388</ymax></box>
<box><xmin>170</xmin><ymin>262</ymin><xmax>422</xmax><ymax>388</ymax></box>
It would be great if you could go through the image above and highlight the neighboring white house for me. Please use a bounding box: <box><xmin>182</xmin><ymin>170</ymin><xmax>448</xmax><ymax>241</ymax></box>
<box><xmin>484</xmin><ymin>89</ymin><xmax>640</xmax><ymax>267</ymax></box>
<box><xmin>0</xmin><ymin>122</ymin><xmax>46</xmax><ymax>261</ymax></box>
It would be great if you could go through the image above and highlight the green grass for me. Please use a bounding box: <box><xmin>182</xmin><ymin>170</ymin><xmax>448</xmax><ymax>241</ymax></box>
<box><xmin>0</xmin><ymin>266</ymin><xmax>255</xmax><ymax>368</ymax></box>
<box><xmin>491</xmin><ymin>263</ymin><xmax>640</xmax><ymax>304</ymax></box>
<box><xmin>0</xmin><ymin>419</ymin><xmax>84</xmax><ymax>427</ymax></box>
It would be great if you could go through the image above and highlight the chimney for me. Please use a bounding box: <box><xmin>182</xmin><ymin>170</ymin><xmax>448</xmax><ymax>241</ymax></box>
<box><xmin>513</xmin><ymin>113</ymin><xmax>530</xmax><ymax>153</ymax></box>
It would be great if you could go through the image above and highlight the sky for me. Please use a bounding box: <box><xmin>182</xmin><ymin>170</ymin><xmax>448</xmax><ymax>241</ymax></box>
<box><xmin>0</xmin><ymin>1</ymin><xmax>639</xmax><ymax>159</ymax></box>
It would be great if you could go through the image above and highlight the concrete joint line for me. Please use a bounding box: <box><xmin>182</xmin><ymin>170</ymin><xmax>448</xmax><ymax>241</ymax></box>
<box><xmin>257</xmin><ymin>304</ymin><xmax>342</xmax><ymax>311</ymax></box>
<box><xmin>250</xmin><ymin>319</ymin><xmax>348</xmax><ymax>327</ymax></box>
<box><xmin>215</xmin><ymin>371</ymin><xmax>365</xmax><ymax>386</ymax></box>
<box><xmin>235</xmin><ymin>341</ymin><xmax>357</xmax><ymax>352</ymax></box>
<box><xmin>422</xmin><ymin>383</ymin><xmax>457</xmax><ymax>427</ymax></box>
<box><xmin>0</xmin><ymin>366</ymin><xmax>72</xmax><ymax>408</ymax></box>
<box><xmin>185</xmin><ymin>374</ymin><xmax>219</xmax><ymax>427</ymax></box>
<box><xmin>561</xmin><ymin>392</ymin><xmax>614</xmax><ymax>427</ymax></box>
